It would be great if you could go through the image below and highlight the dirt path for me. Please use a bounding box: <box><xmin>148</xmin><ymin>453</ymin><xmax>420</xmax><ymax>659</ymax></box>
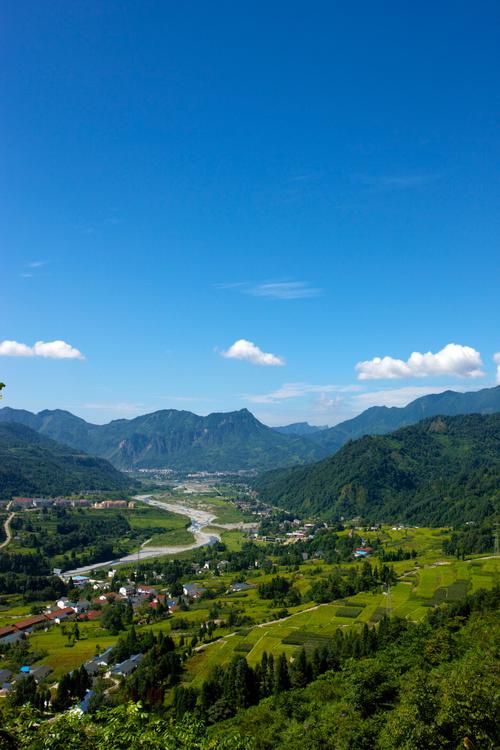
<box><xmin>0</xmin><ymin>512</ymin><xmax>15</xmax><ymax>550</ymax></box>
<box><xmin>193</xmin><ymin>602</ymin><xmax>328</xmax><ymax>653</ymax></box>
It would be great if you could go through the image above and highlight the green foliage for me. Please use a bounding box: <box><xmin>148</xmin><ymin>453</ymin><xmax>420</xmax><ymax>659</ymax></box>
<box><xmin>210</xmin><ymin>588</ymin><xmax>500</xmax><ymax>750</ymax></box>
<box><xmin>0</xmin><ymin>422</ymin><xmax>132</xmax><ymax>498</ymax></box>
<box><xmin>256</xmin><ymin>414</ymin><xmax>500</xmax><ymax>525</ymax></box>
<box><xmin>310</xmin><ymin>384</ymin><xmax>500</xmax><ymax>453</ymax></box>
<box><xmin>0</xmin><ymin>703</ymin><xmax>251</xmax><ymax>749</ymax></box>
<box><xmin>0</xmin><ymin>407</ymin><xmax>327</xmax><ymax>471</ymax></box>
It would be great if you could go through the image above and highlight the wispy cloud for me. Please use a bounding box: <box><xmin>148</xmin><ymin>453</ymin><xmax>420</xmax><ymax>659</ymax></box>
<box><xmin>355</xmin><ymin>343</ymin><xmax>483</xmax><ymax>380</ymax></box>
<box><xmin>20</xmin><ymin>260</ymin><xmax>48</xmax><ymax>279</ymax></box>
<box><xmin>245</xmin><ymin>382</ymin><xmax>362</xmax><ymax>404</ymax></box>
<box><xmin>493</xmin><ymin>353</ymin><xmax>500</xmax><ymax>384</ymax></box>
<box><xmin>0</xmin><ymin>339</ymin><xmax>84</xmax><ymax>360</ymax></box>
<box><xmin>216</xmin><ymin>280</ymin><xmax>322</xmax><ymax>300</ymax></box>
<box><xmin>220</xmin><ymin>339</ymin><xmax>285</xmax><ymax>366</ymax></box>
<box><xmin>82</xmin><ymin>402</ymin><xmax>142</xmax><ymax>413</ymax></box>
<box><xmin>353</xmin><ymin>174</ymin><xmax>440</xmax><ymax>191</ymax></box>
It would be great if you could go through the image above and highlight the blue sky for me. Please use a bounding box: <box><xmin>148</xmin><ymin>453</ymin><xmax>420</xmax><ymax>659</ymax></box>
<box><xmin>1</xmin><ymin>1</ymin><xmax>499</xmax><ymax>426</ymax></box>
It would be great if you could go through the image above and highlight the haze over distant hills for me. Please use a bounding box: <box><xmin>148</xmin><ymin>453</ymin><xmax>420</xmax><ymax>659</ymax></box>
<box><xmin>0</xmin><ymin>385</ymin><xmax>498</xmax><ymax>472</ymax></box>
<box><xmin>0</xmin><ymin>422</ymin><xmax>132</xmax><ymax>498</ymax></box>
<box><xmin>273</xmin><ymin>422</ymin><xmax>328</xmax><ymax>436</ymax></box>
<box><xmin>307</xmin><ymin>385</ymin><xmax>500</xmax><ymax>453</ymax></box>
<box><xmin>0</xmin><ymin>407</ymin><xmax>325</xmax><ymax>471</ymax></box>
<box><xmin>256</xmin><ymin>413</ymin><xmax>500</xmax><ymax>526</ymax></box>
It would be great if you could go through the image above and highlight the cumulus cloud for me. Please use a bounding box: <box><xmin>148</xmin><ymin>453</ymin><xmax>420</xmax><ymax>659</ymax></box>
<box><xmin>220</xmin><ymin>339</ymin><xmax>285</xmax><ymax>366</ymax></box>
<box><xmin>355</xmin><ymin>343</ymin><xmax>483</xmax><ymax>380</ymax></box>
<box><xmin>0</xmin><ymin>339</ymin><xmax>84</xmax><ymax>360</ymax></box>
<box><xmin>494</xmin><ymin>353</ymin><xmax>500</xmax><ymax>384</ymax></box>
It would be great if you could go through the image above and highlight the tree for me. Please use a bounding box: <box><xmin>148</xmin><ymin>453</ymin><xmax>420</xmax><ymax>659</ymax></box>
<box><xmin>274</xmin><ymin>653</ymin><xmax>290</xmax><ymax>693</ymax></box>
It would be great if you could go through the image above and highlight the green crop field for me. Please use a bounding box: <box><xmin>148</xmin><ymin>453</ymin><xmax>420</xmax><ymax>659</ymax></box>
<box><xmin>28</xmin><ymin>621</ymin><xmax>117</xmax><ymax>679</ymax></box>
<box><xmin>180</xmin><ymin>540</ymin><xmax>499</xmax><ymax>688</ymax></box>
<box><xmin>1</xmin><ymin>521</ymin><xmax>498</xmax><ymax>695</ymax></box>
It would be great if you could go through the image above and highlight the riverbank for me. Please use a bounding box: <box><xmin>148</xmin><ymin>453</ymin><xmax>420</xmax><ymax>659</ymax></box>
<box><xmin>64</xmin><ymin>494</ymin><xmax>221</xmax><ymax>576</ymax></box>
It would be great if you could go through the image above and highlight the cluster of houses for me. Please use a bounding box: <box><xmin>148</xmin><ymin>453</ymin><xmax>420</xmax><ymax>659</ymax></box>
<box><xmin>5</xmin><ymin>496</ymin><xmax>134</xmax><ymax>511</ymax></box>
<box><xmin>0</xmin><ymin>664</ymin><xmax>53</xmax><ymax>695</ymax></box>
<box><xmin>0</xmin><ymin>597</ymin><xmax>97</xmax><ymax>646</ymax></box>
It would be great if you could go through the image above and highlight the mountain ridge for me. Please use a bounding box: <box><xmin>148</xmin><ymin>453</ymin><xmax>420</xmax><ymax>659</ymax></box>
<box><xmin>254</xmin><ymin>412</ymin><xmax>500</xmax><ymax>526</ymax></box>
<box><xmin>308</xmin><ymin>385</ymin><xmax>500</xmax><ymax>452</ymax></box>
<box><xmin>0</xmin><ymin>407</ymin><xmax>326</xmax><ymax>471</ymax></box>
<box><xmin>0</xmin><ymin>422</ymin><xmax>133</xmax><ymax>498</ymax></box>
<box><xmin>1</xmin><ymin>385</ymin><xmax>498</xmax><ymax>472</ymax></box>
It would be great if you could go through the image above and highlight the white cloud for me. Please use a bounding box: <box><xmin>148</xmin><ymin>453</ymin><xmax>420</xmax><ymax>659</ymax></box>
<box><xmin>493</xmin><ymin>353</ymin><xmax>500</xmax><ymax>384</ymax></box>
<box><xmin>0</xmin><ymin>341</ymin><xmax>34</xmax><ymax>357</ymax></box>
<box><xmin>355</xmin><ymin>343</ymin><xmax>483</xmax><ymax>380</ymax></box>
<box><xmin>220</xmin><ymin>339</ymin><xmax>285</xmax><ymax>367</ymax></box>
<box><xmin>27</xmin><ymin>260</ymin><xmax>46</xmax><ymax>268</ymax></box>
<box><xmin>216</xmin><ymin>280</ymin><xmax>322</xmax><ymax>300</ymax></box>
<box><xmin>314</xmin><ymin>393</ymin><xmax>339</xmax><ymax>410</ymax></box>
<box><xmin>245</xmin><ymin>382</ymin><xmax>362</xmax><ymax>404</ymax></box>
<box><xmin>249</xmin><ymin>282</ymin><xmax>322</xmax><ymax>300</ymax></box>
<box><xmin>0</xmin><ymin>339</ymin><xmax>84</xmax><ymax>360</ymax></box>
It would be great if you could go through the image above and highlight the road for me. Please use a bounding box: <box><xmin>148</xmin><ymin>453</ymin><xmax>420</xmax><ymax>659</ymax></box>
<box><xmin>63</xmin><ymin>495</ymin><xmax>221</xmax><ymax>576</ymax></box>
<box><xmin>0</xmin><ymin>512</ymin><xmax>15</xmax><ymax>550</ymax></box>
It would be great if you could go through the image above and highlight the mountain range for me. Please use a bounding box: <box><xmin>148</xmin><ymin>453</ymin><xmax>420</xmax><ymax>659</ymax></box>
<box><xmin>0</xmin><ymin>422</ymin><xmax>133</xmax><ymax>499</ymax></box>
<box><xmin>0</xmin><ymin>385</ymin><xmax>498</xmax><ymax>472</ymax></box>
<box><xmin>306</xmin><ymin>385</ymin><xmax>500</xmax><ymax>453</ymax></box>
<box><xmin>0</xmin><ymin>407</ymin><xmax>325</xmax><ymax>471</ymax></box>
<box><xmin>273</xmin><ymin>422</ymin><xmax>328</xmax><ymax>436</ymax></box>
<box><xmin>255</xmin><ymin>413</ymin><xmax>500</xmax><ymax>526</ymax></box>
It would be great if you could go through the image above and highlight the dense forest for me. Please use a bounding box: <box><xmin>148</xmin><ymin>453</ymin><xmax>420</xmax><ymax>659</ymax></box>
<box><xmin>0</xmin><ymin>407</ymin><xmax>326</xmax><ymax>471</ymax></box>
<box><xmin>255</xmin><ymin>414</ymin><xmax>500</xmax><ymax>525</ymax></box>
<box><xmin>0</xmin><ymin>422</ymin><xmax>133</xmax><ymax>498</ymax></box>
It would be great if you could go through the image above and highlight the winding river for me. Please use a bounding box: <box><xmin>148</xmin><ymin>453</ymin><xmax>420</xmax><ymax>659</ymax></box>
<box><xmin>64</xmin><ymin>495</ymin><xmax>220</xmax><ymax>576</ymax></box>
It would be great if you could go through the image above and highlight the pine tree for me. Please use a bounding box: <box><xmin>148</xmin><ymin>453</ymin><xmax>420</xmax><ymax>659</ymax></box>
<box><xmin>274</xmin><ymin>653</ymin><xmax>290</xmax><ymax>693</ymax></box>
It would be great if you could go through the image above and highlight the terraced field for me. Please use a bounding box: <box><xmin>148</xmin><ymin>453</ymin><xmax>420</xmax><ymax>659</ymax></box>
<box><xmin>184</xmin><ymin>552</ymin><xmax>499</xmax><ymax>687</ymax></box>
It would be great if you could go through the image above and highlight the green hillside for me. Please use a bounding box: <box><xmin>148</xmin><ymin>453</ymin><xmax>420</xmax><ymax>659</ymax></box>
<box><xmin>310</xmin><ymin>385</ymin><xmax>500</xmax><ymax>453</ymax></box>
<box><xmin>0</xmin><ymin>407</ymin><xmax>326</xmax><ymax>471</ymax></box>
<box><xmin>0</xmin><ymin>422</ymin><xmax>133</xmax><ymax>498</ymax></box>
<box><xmin>255</xmin><ymin>413</ymin><xmax>500</xmax><ymax>525</ymax></box>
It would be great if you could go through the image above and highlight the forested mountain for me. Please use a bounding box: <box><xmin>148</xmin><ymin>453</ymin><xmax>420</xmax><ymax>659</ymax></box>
<box><xmin>273</xmin><ymin>422</ymin><xmax>328</xmax><ymax>436</ymax></box>
<box><xmin>0</xmin><ymin>423</ymin><xmax>133</xmax><ymax>498</ymax></box>
<box><xmin>1</xmin><ymin>386</ymin><xmax>498</xmax><ymax>472</ymax></box>
<box><xmin>0</xmin><ymin>407</ymin><xmax>326</xmax><ymax>471</ymax></box>
<box><xmin>255</xmin><ymin>413</ymin><xmax>500</xmax><ymax>525</ymax></box>
<box><xmin>309</xmin><ymin>385</ymin><xmax>500</xmax><ymax>453</ymax></box>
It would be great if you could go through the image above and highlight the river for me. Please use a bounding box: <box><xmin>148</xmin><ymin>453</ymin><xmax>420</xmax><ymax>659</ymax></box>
<box><xmin>63</xmin><ymin>494</ymin><xmax>220</xmax><ymax>576</ymax></box>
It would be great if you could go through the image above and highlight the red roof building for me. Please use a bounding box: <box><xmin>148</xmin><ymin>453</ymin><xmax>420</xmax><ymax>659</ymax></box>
<box><xmin>44</xmin><ymin>607</ymin><xmax>75</xmax><ymax>621</ymax></box>
<box><xmin>14</xmin><ymin>615</ymin><xmax>47</xmax><ymax>631</ymax></box>
<box><xmin>0</xmin><ymin>625</ymin><xmax>17</xmax><ymax>639</ymax></box>
<box><xmin>78</xmin><ymin>609</ymin><xmax>101</xmax><ymax>621</ymax></box>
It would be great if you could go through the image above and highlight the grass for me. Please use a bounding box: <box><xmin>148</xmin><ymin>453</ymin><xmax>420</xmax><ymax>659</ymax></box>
<box><xmin>205</xmin><ymin>528</ymin><xmax>248</xmax><ymax>551</ymax></box>
<box><xmin>28</xmin><ymin>622</ymin><xmax>117</xmax><ymax>679</ymax></box>
<box><xmin>2</xmin><ymin>522</ymin><xmax>498</xmax><ymax>690</ymax></box>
